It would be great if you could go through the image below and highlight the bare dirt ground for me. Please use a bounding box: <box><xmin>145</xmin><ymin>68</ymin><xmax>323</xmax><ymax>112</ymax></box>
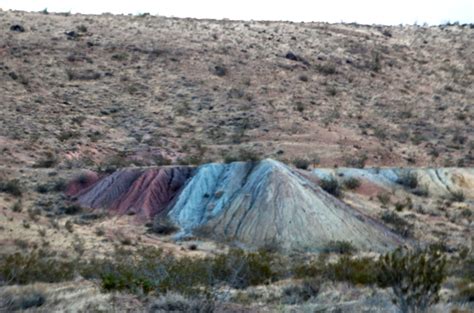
<box><xmin>0</xmin><ymin>10</ymin><xmax>472</xmax><ymax>169</ymax></box>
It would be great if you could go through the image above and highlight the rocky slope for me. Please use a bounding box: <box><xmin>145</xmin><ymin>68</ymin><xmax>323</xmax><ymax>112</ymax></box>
<box><xmin>0</xmin><ymin>10</ymin><xmax>472</xmax><ymax>169</ymax></box>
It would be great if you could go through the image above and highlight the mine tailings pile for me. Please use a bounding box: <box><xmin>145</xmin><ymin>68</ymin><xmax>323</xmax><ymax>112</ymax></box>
<box><xmin>67</xmin><ymin>159</ymin><xmax>474</xmax><ymax>252</ymax></box>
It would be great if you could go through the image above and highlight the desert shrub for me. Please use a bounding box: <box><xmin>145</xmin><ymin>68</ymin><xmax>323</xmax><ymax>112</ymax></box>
<box><xmin>65</xmin><ymin>220</ymin><xmax>74</xmax><ymax>233</ymax></box>
<box><xmin>35</xmin><ymin>184</ymin><xmax>49</xmax><ymax>193</ymax></box>
<box><xmin>66</xmin><ymin>69</ymin><xmax>101</xmax><ymax>81</ymax></box>
<box><xmin>27</xmin><ymin>208</ymin><xmax>41</xmax><ymax>221</ymax></box>
<box><xmin>455</xmin><ymin>276</ymin><xmax>474</xmax><ymax>302</ymax></box>
<box><xmin>154</xmin><ymin>155</ymin><xmax>172</xmax><ymax>166</ymax></box>
<box><xmin>293</xmin><ymin>158</ymin><xmax>310</xmax><ymax>170</ymax></box>
<box><xmin>343</xmin><ymin>177</ymin><xmax>361</xmax><ymax>190</ymax></box>
<box><xmin>152</xmin><ymin>217</ymin><xmax>179</xmax><ymax>235</ymax></box>
<box><xmin>380</xmin><ymin>211</ymin><xmax>414</xmax><ymax>238</ymax></box>
<box><xmin>371</xmin><ymin>52</ymin><xmax>381</xmax><ymax>72</ymax></box>
<box><xmin>379</xmin><ymin>248</ymin><xmax>447</xmax><ymax>313</ymax></box>
<box><xmin>412</xmin><ymin>185</ymin><xmax>429</xmax><ymax>197</ymax></box>
<box><xmin>11</xmin><ymin>200</ymin><xmax>22</xmax><ymax>212</ymax></box>
<box><xmin>395</xmin><ymin>201</ymin><xmax>405</xmax><ymax>212</ymax></box>
<box><xmin>210</xmin><ymin>249</ymin><xmax>276</xmax><ymax>289</ymax></box>
<box><xmin>319</xmin><ymin>177</ymin><xmax>341</xmax><ymax>197</ymax></box>
<box><xmin>322</xmin><ymin>241</ymin><xmax>357</xmax><ymax>254</ymax></box>
<box><xmin>237</xmin><ymin>148</ymin><xmax>260</xmax><ymax>162</ymax></box>
<box><xmin>281</xmin><ymin>278</ymin><xmax>320</xmax><ymax>304</ymax></box>
<box><xmin>327</xmin><ymin>256</ymin><xmax>381</xmax><ymax>285</ymax></box>
<box><xmin>292</xmin><ymin>256</ymin><xmax>326</xmax><ymax>279</ymax></box>
<box><xmin>0</xmin><ymin>289</ymin><xmax>46</xmax><ymax>311</ymax></box>
<box><xmin>148</xmin><ymin>292</ymin><xmax>215</xmax><ymax>313</ymax></box>
<box><xmin>298</xmin><ymin>74</ymin><xmax>309</xmax><ymax>82</ymax></box>
<box><xmin>344</xmin><ymin>154</ymin><xmax>368</xmax><ymax>168</ymax></box>
<box><xmin>213</xmin><ymin>65</ymin><xmax>227</xmax><ymax>77</ymax></box>
<box><xmin>295</xmin><ymin>102</ymin><xmax>306</xmax><ymax>112</ymax></box>
<box><xmin>224</xmin><ymin>148</ymin><xmax>260</xmax><ymax>163</ymax></box>
<box><xmin>0</xmin><ymin>179</ymin><xmax>23</xmax><ymax>197</ymax></box>
<box><xmin>51</xmin><ymin>179</ymin><xmax>67</xmax><ymax>192</ymax></box>
<box><xmin>396</xmin><ymin>172</ymin><xmax>418</xmax><ymax>189</ymax></box>
<box><xmin>315</xmin><ymin>63</ymin><xmax>336</xmax><ymax>75</ymax></box>
<box><xmin>59</xmin><ymin>204</ymin><xmax>83</xmax><ymax>215</ymax></box>
<box><xmin>32</xmin><ymin>151</ymin><xmax>58</xmax><ymax>168</ymax></box>
<box><xmin>450</xmin><ymin>191</ymin><xmax>465</xmax><ymax>202</ymax></box>
<box><xmin>0</xmin><ymin>250</ymin><xmax>76</xmax><ymax>285</ymax></box>
<box><xmin>377</xmin><ymin>192</ymin><xmax>391</xmax><ymax>206</ymax></box>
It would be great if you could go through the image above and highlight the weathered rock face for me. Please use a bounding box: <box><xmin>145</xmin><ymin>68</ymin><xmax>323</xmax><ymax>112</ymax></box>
<box><xmin>312</xmin><ymin>168</ymin><xmax>474</xmax><ymax>198</ymax></box>
<box><xmin>168</xmin><ymin>159</ymin><xmax>403</xmax><ymax>252</ymax></box>
<box><xmin>72</xmin><ymin>167</ymin><xmax>194</xmax><ymax>219</ymax></box>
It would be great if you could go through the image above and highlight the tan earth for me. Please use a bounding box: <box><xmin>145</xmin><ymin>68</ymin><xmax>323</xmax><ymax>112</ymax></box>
<box><xmin>0</xmin><ymin>10</ymin><xmax>472</xmax><ymax>169</ymax></box>
<box><xmin>0</xmin><ymin>9</ymin><xmax>473</xmax><ymax>313</ymax></box>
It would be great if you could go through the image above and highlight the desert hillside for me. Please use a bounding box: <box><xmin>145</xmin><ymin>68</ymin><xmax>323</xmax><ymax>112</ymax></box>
<box><xmin>0</xmin><ymin>9</ymin><xmax>473</xmax><ymax>313</ymax></box>
<box><xmin>0</xmin><ymin>10</ymin><xmax>472</xmax><ymax>169</ymax></box>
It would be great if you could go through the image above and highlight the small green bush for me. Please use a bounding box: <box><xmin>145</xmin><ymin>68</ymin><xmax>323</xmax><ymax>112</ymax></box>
<box><xmin>319</xmin><ymin>177</ymin><xmax>341</xmax><ymax>197</ymax></box>
<box><xmin>396</xmin><ymin>172</ymin><xmax>418</xmax><ymax>189</ymax></box>
<box><xmin>343</xmin><ymin>177</ymin><xmax>361</xmax><ymax>190</ymax></box>
<box><xmin>148</xmin><ymin>292</ymin><xmax>215</xmax><ymax>313</ymax></box>
<box><xmin>380</xmin><ymin>211</ymin><xmax>414</xmax><ymax>238</ymax></box>
<box><xmin>0</xmin><ymin>290</ymin><xmax>46</xmax><ymax>311</ymax></box>
<box><xmin>0</xmin><ymin>179</ymin><xmax>23</xmax><ymax>197</ymax></box>
<box><xmin>32</xmin><ymin>151</ymin><xmax>58</xmax><ymax>168</ymax></box>
<box><xmin>322</xmin><ymin>240</ymin><xmax>357</xmax><ymax>254</ymax></box>
<box><xmin>152</xmin><ymin>217</ymin><xmax>179</xmax><ymax>235</ymax></box>
<box><xmin>377</xmin><ymin>192</ymin><xmax>391</xmax><ymax>206</ymax></box>
<box><xmin>0</xmin><ymin>250</ymin><xmax>76</xmax><ymax>285</ymax></box>
<box><xmin>327</xmin><ymin>256</ymin><xmax>381</xmax><ymax>285</ymax></box>
<box><xmin>379</xmin><ymin>248</ymin><xmax>447</xmax><ymax>313</ymax></box>
<box><xmin>450</xmin><ymin>190</ymin><xmax>465</xmax><ymax>202</ymax></box>
<box><xmin>281</xmin><ymin>278</ymin><xmax>320</xmax><ymax>304</ymax></box>
<box><xmin>293</xmin><ymin>158</ymin><xmax>310</xmax><ymax>170</ymax></box>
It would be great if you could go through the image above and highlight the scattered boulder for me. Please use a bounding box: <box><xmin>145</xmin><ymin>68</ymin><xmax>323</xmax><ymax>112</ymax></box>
<box><xmin>10</xmin><ymin>24</ymin><xmax>25</xmax><ymax>32</ymax></box>
<box><xmin>285</xmin><ymin>52</ymin><xmax>310</xmax><ymax>66</ymax></box>
<box><xmin>213</xmin><ymin>65</ymin><xmax>227</xmax><ymax>77</ymax></box>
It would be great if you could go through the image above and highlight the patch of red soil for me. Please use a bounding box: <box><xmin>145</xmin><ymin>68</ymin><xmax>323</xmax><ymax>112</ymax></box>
<box><xmin>355</xmin><ymin>180</ymin><xmax>388</xmax><ymax>197</ymax></box>
<box><xmin>71</xmin><ymin>167</ymin><xmax>194</xmax><ymax>220</ymax></box>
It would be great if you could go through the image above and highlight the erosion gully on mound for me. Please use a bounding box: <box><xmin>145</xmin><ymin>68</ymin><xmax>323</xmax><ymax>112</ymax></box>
<box><xmin>67</xmin><ymin>159</ymin><xmax>474</xmax><ymax>252</ymax></box>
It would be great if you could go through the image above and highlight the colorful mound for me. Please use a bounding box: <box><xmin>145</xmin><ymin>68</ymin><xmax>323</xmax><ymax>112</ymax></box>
<box><xmin>168</xmin><ymin>159</ymin><xmax>403</xmax><ymax>252</ymax></box>
<box><xmin>72</xmin><ymin>167</ymin><xmax>194</xmax><ymax>219</ymax></box>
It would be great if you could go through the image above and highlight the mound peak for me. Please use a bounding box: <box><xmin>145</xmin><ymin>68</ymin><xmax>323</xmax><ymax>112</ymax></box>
<box><xmin>168</xmin><ymin>159</ymin><xmax>403</xmax><ymax>252</ymax></box>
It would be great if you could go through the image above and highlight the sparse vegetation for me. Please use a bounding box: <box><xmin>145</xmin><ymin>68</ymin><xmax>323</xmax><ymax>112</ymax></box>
<box><xmin>380</xmin><ymin>247</ymin><xmax>447</xmax><ymax>313</ymax></box>
<box><xmin>292</xmin><ymin>158</ymin><xmax>311</xmax><ymax>170</ymax></box>
<box><xmin>151</xmin><ymin>217</ymin><xmax>179</xmax><ymax>235</ymax></box>
<box><xmin>450</xmin><ymin>190</ymin><xmax>465</xmax><ymax>202</ymax></box>
<box><xmin>0</xmin><ymin>179</ymin><xmax>23</xmax><ymax>197</ymax></box>
<box><xmin>319</xmin><ymin>177</ymin><xmax>341</xmax><ymax>197</ymax></box>
<box><xmin>380</xmin><ymin>211</ymin><xmax>414</xmax><ymax>238</ymax></box>
<box><xmin>397</xmin><ymin>172</ymin><xmax>418</xmax><ymax>189</ymax></box>
<box><xmin>322</xmin><ymin>240</ymin><xmax>357</xmax><ymax>254</ymax></box>
<box><xmin>343</xmin><ymin>177</ymin><xmax>361</xmax><ymax>190</ymax></box>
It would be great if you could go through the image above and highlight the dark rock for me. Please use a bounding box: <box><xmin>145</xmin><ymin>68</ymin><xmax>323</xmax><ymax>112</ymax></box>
<box><xmin>10</xmin><ymin>24</ymin><xmax>25</xmax><ymax>32</ymax></box>
<box><xmin>213</xmin><ymin>65</ymin><xmax>227</xmax><ymax>77</ymax></box>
